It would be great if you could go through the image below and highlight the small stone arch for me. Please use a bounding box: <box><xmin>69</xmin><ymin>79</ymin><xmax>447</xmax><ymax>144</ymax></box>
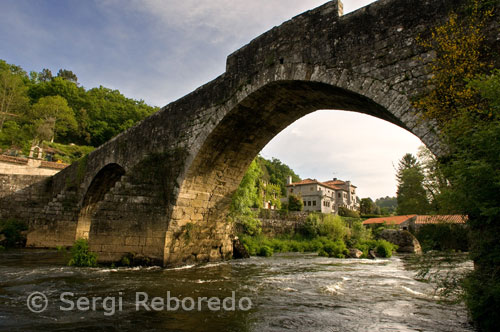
<box><xmin>75</xmin><ymin>163</ymin><xmax>126</xmax><ymax>240</ymax></box>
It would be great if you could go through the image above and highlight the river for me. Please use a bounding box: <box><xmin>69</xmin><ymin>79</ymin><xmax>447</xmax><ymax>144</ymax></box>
<box><xmin>0</xmin><ymin>249</ymin><xmax>473</xmax><ymax>331</ymax></box>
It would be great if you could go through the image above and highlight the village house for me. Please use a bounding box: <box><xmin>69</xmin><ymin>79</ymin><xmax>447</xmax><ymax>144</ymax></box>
<box><xmin>285</xmin><ymin>176</ymin><xmax>360</xmax><ymax>214</ymax></box>
<box><xmin>362</xmin><ymin>214</ymin><xmax>468</xmax><ymax>232</ymax></box>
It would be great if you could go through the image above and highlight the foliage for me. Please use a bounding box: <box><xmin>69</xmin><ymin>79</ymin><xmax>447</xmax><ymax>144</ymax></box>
<box><xmin>44</xmin><ymin>141</ymin><xmax>94</xmax><ymax>163</ymax></box>
<box><xmin>374</xmin><ymin>196</ymin><xmax>397</xmax><ymax>214</ymax></box>
<box><xmin>413</xmin><ymin>2</ymin><xmax>500</xmax><ymax>329</ymax></box>
<box><xmin>0</xmin><ymin>59</ymin><xmax>158</xmax><ymax>153</ymax></box>
<box><xmin>360</xmin><ymin>197</ymin><xmax>380</xmax><ymax>215</ymax></box>
<box><xmin>68</xmin><ymin>238</ymin><xmax>98</xmax><ymax>267</ymax></box>
<box><xmin>347</xmin><ymin>220</ymin><xmax>373</xmax><ymax>247</ymax></box>
<box><xmin>258</xmin><ymin>181</ymin><xmax>281</xmax><ymax>209</ymax></box>
<box><xmin>255</xmin><ymin>155</ymin><xmax>301</xmax><ymax>196</ymax></box>
<box><xmin>0</xmin><ymin>219</ymin><xmax>27</xmax><ymax>248</ymax></box>
<box><xmin>416</xmin><ymin>224</ymin><xmax>469</xmax><ymax>252</ymax></box>
<box><xmin>257</xmin><ymin>245</ymin><xmax>274</xmax><ymax>257</ymax></box>
<box><xmin>231</xmin><ymin>160</ymin><xmax>262</xmax><ymax>235</ymax></box>
<box><xmin>29</xmin><ymin>95</ymin><xmax>77</xmax><ymax>143</ymax></box>
<box><xmin>354</xmin><ymin>239</ymin><xmax>398</xmax><ymax>258</ymax></box>
<box><xmin>300</xmin><ymin>213</ymin><xmax>348</xmax><ymax>240</ymax></box>
<box><xmin>338</xmin><ymin>207</ymin><xmax>360</xmax><ymax>218</ymax></box>
<box><xmin>413</xmin><ymin>1</ymin><xmax>493</xmax><ymax>124</ymax></box>
<box><xmin>287</xmin><ymin>194</ymin><xmax>303</xmax><ymax>211</ymax></box>
<box><xmin>0</xmin><ymin>60</ymin><xmax>29</xmax><ymax>132</ymax></box>
<box><xmin>396</xmin><ymin>153</ymin><xmax>431</xmax><ymax>214</ymax></box>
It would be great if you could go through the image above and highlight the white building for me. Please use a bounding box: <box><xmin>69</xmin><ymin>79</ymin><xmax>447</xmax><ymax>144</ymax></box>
<box><xmin>285</xmin><ymin>177</ymin><xmax>360</xmax><ymax>214</ymax></box>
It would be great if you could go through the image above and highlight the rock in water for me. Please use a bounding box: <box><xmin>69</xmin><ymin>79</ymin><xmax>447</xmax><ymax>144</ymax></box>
<box><xmin>379</xmin><ymin>229</ymin><xmax>422</xmax><ymax>254</ymax></box>
<box><xmin>232</xmin><ymin>237</ymin><xmax>250</xmax><ymax>259</ymax></box>
<box><xmin>348</xmin><ymin>248</ymin><xmax>363</xmax><ymax>258</ymax></box>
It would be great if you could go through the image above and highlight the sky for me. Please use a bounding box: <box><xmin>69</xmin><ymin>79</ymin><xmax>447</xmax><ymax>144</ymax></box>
<box><xmin>0</xmin><ymin>0</ymin><xmax>423</xmax><ymax>199</ymax></box>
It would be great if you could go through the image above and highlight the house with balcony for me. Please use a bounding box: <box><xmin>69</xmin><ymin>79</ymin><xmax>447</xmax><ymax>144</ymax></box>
<box><xmin>285</xmin><ymin>177</ymin><xmax>360</xmax><ymax>214</ymax></box>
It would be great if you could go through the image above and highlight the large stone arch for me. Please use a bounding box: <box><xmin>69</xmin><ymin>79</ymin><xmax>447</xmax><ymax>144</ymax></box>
<box><xmin>163</xmin><ymin>65</ymin><xmax>436</xmax><ymax>265</ymax></box>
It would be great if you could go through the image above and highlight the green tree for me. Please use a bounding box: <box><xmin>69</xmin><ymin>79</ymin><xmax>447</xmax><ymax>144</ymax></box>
<box><xmin>287</xmin><ymin>194</ymin><xmax>303</xmax><ymax>211</ymax></box>
<box><xmin>29</xmin><ymin>96</ymin><xmax>77</xmax><ymax>143</ymax></box>
<box><xmin>413</xmin><ymin>2</ymin><xmax>500</xmax><ymax>329</ymax></box>
<box><xmin>57</xmin><ymin>69</ymin><xmax>78</xmax><ymax>84</ymax></box>
<box><xmin>0</xmin><ymin>63</ymin><xmax>29</xmax><ymax>132</ymax></box>
<box><xmin>396</xmin><ymin>153</ymin><xmax>430</xmax><ymax>214</ymax></box>
<box><xmin>360</xmin><ymin>197</ymin><xmax>380</xmax><ymax>215</ymax></box>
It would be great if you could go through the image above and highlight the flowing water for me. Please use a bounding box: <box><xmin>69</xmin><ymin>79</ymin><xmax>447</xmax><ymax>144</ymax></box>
<box><xmin>0</xmin><ymin>249</ymin><xmax>474</xmax><ymax>331</ymax></box>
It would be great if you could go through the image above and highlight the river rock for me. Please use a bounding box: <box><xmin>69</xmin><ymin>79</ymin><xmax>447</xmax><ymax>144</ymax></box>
<box><xmin>232</xmin><ymin>237</ymin><xmax>250</xmax><ymax>259</ymax></box>
<box><xmin>348</xmin><ymin>248</ymin><xmax>363</xmax><ymax>258</ymax></box>
<box><xmin>379</xmin><ymin>229</ymin><xmax>422</xmax><ymax>254</ymax></box>
<box><xmin>368</xmin><ymin>250</ymin><xmax>377</xmax><ymax>259</ymax></box>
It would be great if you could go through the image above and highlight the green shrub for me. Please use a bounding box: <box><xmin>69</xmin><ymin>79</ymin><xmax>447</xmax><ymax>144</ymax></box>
<box><xmin>322</xmin><ymin>239</ymin><xmax>349</xmax><ymax>258</ymax></box>
<box><xmin>288</xmin><ymin>194</ymin><xmax>304</xmax><ymax>211</ymax></box>
<box><xmin>68</xmin><ymin>239</ymin><xmax>98</xmax><ymax>267</ymax></box>
<box><xmin>338</xmin><ymin>207</ymin><xmax>360</xmax><ymax>218</ymax></box>
<box><xmin>375</xmin><ymin>239</ymin><xmax>397</xmax><ymax>258</ymax></box>
<box><xmin>257</xmin><ymin>245</ymin><xmax>273</xmax><ymax>257</ymax></box>
<box><xmin>318</xmin><ymin>214</ymin><xmax>347</xmax><ymax>240</ymax></box>
<box><xmin>0</xmin><ymin>219</ymin><xmax>27</xmax><ymax>248</ymax></box>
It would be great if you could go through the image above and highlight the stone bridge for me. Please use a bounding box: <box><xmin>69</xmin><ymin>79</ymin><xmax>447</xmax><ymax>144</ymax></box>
<box><xmin>1</xmin><ymin>0</ymin><xmax>498</xmax><ymax>266</ymax></box>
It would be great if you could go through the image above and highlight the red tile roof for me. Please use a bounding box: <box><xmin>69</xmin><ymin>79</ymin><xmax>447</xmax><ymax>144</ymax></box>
<box><xmin>287</xmin><ymin>178</ymin><xmax>342</xmax><ymax>191</ymax></box>
<box><xmin>415</xmin><ymin>215</ymin><xmax>467</xmax><ymax>224</ymax></box>
<box><xmin>362</xmin><ymin>215</ymin><xmax>417</xmax><ymax>225</ymax></box>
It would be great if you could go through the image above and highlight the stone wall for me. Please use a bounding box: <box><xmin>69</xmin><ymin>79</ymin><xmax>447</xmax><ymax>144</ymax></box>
<box><xmin>259</xmin><ymin>210</ymin><xmax>309</xmax><ymax>236</ymax></box>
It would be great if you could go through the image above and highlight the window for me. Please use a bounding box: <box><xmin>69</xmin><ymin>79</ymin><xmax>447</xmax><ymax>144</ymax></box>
<box><xmin>310</xmin><ymin>186</ymin><xmax>314</xmax><ymax>191</ymax></box>
<box><xmin>308</xmin><ymin>201</ymin><xmax>312</xmax><ymax>206</ymax></box>
<box><xmin>338</xmin><ymin>193</ymin><xmax>341</xmax><ymax>198</ymax></box>
<box><xmin>303</xmin><ymin>201</ymin><xmax>306</xmax><ymax>206</ymax></box>
<box><xmin>313</xmin><ymin>201</ymin><xmax>316</xmax><ymax>206</ymax></box>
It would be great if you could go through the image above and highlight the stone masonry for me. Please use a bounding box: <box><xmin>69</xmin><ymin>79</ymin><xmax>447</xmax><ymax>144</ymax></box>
<box><xmin>0</xmin><ymin>0</ymin><xmax>498</xmax><ymax>266</ymax></box>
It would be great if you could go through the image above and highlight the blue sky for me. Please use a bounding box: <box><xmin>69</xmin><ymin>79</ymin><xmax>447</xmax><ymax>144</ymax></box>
<box><xmin>0</xmin><ymin>0</ymin><xmax>423</xmax><ymax>199</ymax></box>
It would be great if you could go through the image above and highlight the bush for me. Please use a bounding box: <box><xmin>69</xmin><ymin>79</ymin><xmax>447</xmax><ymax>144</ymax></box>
<box><xmin>68</xmin><ymin>239</ymin><xmax>98</xmax><ymax>267</ymax></box>
<box><xmin>257</xmin><ymin>245</ymin><xmax>274</xmax><ymax>257</ymax></box>
<box><xmin>288</xmin><ymin>194</ymin><xmax>304</xmax><ymax>211</ymax></box>
<box><xmin>0</xmin><ymin>219</ymin><xmax>27</xmax><ymax>248</ymax></box>
<box><xmin>318</xmin><ymin>214</ymin><xmax>347</xmax><ymax>240</ymax></box>
<box><xmin>235</xmin><ymin>214</ymin><xmax>262</xmax><ymax>236</ymax></box>
<box><xmin>322</xmin><ymin>239</ymin><xmax>349</xmax><ymax>258</ymax></box>
<box><xmin>338</xmin><ymin>207</ymin><xmax>360</xmax><ymax>218</ymax></box>
<box><xmin>375</xmin><ymin>239</ymin><xmax>397</xmax><ymax>258</ymax></box>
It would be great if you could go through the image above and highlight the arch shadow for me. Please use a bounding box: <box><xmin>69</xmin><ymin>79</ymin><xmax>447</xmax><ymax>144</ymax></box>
<box><xmin>75</xmin><ymin>163</ymin><xmax>125</xmax><ymax>240</ymax></box>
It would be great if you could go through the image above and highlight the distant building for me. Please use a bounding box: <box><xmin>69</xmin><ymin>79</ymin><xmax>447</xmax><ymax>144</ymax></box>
<box><xmin>413</xmin><ymin>215</ymin><xmax>467</xmax><ymax>230</ymax></box>
<box><xmin>285</xmin><ymin>177</ymin><xmax>360</xmax><ymax>214</ymax></box>
<box><xmin>362</xmin><ymin>214</ymin><xmax>468</xmax><ymax>231</ymax></box>
<box><xmin>362</xmin><ymin>215</ymin><xmax>417</xmax><ymax>231</ymax></box>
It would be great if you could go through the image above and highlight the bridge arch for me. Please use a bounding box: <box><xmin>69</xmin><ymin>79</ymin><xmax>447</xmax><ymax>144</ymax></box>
<box><xmin>75</xmin><ymin>163</ymin><xmax>126</xmax><ymax>240</ymax></box>
<box><xmin>165</xmin><ymin>69</ymin><xmax>437</xmax><ymax>265</ymax></box>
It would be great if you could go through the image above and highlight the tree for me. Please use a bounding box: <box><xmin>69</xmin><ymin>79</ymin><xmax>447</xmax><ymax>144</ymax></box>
<box><xmin>57</xmin><ymin>69</ymin><xmax>78</xmax><ymax>84</ymax></box>
<box><xmin>38</xmin><ymin>68</ymin><xmax>53</xmax><ymax>82</ymax></box>
<box><xmin>417</xmin><ymin>146</ymin><xmax>448</xmax><ymax>209</ymax></box>
<box><xmin>0</xmin><ymin>65</ymin><xmax>28</xmax><ymax>131</ymax></box>
<box><xmin>396</xmin><ymin>153</ymin><xmax>430</xmax><ymax>215</ymax></box>
<box><xmin>413</xmin><ymin>2</ymin><xmax>500</xmax><ymax>328</ymax></box>
<box><xmin>29</xmin><ymin>96</ymin><xmax>77</xmax><ymax>143</ymax></box>
<box><xmin>287</xmin><ymin>194</ymin><xmax>303</xmax><ymax>211</ymax></box>
<box><xmin>360</xmin><ymin>198</ymin><xmax>380</xmax><ymax>215</ymax></box>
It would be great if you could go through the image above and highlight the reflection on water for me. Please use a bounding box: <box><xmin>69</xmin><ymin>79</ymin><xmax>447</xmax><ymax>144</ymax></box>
<box><xmin>0</xmin><ymin>249</ymin><xmax>473</xmax><ymax>331</ymax></box>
